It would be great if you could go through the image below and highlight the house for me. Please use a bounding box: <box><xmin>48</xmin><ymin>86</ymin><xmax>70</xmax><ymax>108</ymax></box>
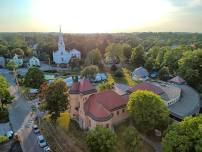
<box><xmin>0</xmin><ymin>56</ymin><xmax>5</xmax><ymax>67</ymax></box>
<box><xmin>13</xmin><ymin>54</ymin><xmax>23</xmax><ymax>67</ymax></box>
<box><xmin>94</xmin><ymin>73</ymin><xmax>107</xmax><ymax>82</ymax></box>
<box><xmin>168</xmin><ymin>76</ymin><xmax>186</xmax><ymax>85</ymax></box>
<box><xmin>53</xmin><ymin>27</ymin><xmax>81</xmax><ymax>64</ymax></box>
<box><xmin>69</xmin><ymin>79</ymin><xmax>128</xmax><ymax>129</ymax></box>
<box><xmin>132</xmin><ymin>67</ymin><xmax>149</xmax><ymax>81</ymax></box>
<box><xmin>29</xmin><ymin>56</ymin><xmax>40</xmax><ymax>67</ymax></box>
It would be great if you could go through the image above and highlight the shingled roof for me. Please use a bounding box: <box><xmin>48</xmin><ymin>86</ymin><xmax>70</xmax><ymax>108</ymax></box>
<box><xmin>128</xmin><ymin>81</ymin><xmax>164</xmax><ymax>95</ymax></box>
<box><xmin>69</xmin><ymin>79</ymin><xmax>97</xmax><ymax>95</ymax></box>
<box><xmin>168</xmin><ymin>76</ymin><xmax>186</xmax><ymax>85</ymax></box>
<box><xmin>84</xmin><ymin>90</ymin><xmax>128</xmax><ymax>122</ymax></box>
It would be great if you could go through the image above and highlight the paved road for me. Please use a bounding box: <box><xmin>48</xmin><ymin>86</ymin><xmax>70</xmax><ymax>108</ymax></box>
<box><xmin>0</xmin><ymin>69</ymin><xmax>42</xmax><ymax>152</ymax></box>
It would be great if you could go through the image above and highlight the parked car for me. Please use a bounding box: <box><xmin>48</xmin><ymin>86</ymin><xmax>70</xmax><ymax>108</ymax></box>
<box><xmin>32</xmin><ymin>125</ymin><xmax>40</xmax><ymax>134</ymax></box>
<box><xmin>6</xmin><ymin>130</ymin><xmax>14</xmax><ymax>139</ymax></box>
<box><xmin>44</xmin><ymin>146</ymin><xmax>52</xmax><ymax>152</ymax></box>
<box><xmin>37</xmin><ymin>135</ymin><xmax>47</xmax><ymax>148</ymax></box>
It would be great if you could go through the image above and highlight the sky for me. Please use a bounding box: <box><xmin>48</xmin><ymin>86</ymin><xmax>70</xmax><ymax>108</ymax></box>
<box><xmin>0</xmin><ymin>0</ymin><xmax>202</xmax><ymax>33</ymax></box>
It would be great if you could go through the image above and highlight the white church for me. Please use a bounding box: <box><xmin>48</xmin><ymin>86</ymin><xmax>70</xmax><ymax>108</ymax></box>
<box><xmin>53</xmin><ymin>27</ymin><xmax>81</xmax><ymax>64</ymax></box>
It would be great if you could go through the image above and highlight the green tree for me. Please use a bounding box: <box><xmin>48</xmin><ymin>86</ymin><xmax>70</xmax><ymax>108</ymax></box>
<box><xmin>6</xmin><ymin>60</ymin><xmax>17</xmax><ymax>71</ymax></box>
<box><xmin>130</xmin><ymin>45</ymin><xmax>145</xmax><ymax>67</ymax></box>
<box><xmin>162</xmin><ymin>115</ymin><xmax>202</xmax><ymax>152</ymax></box>
<box><xmin>69</xmin><ymin>57</ymin><xmax>81</xmax><ymax>70</ymax></box>
<box><xmin>85</xmin><ymin>48</ymin><xmax>102</xmax><ymax>66</ymax></box>
<box><xmin>24</xmin><ymin>67</ymin><xmax>44</xmax><ymax>88</ymax></box>
<box><xmin>0</xmin><ymin>75</ymin><xmax>13</xmax><ymax>109</ymax></box>
<box><xmin>122</xmin><ymin>126</ymin><xmax>140</xmax><ymax>152</ymax></box>
<box><xmin>10</xmin><ymin>48</ymin><xmax>24</xmax><ymax>57</ymax></box>
<box><xmin>81</xmin><ymin>65</ymin><xmax>99</xmax><ymax>79</ymax></box>
<box><xmin>0</xmin><ymin>44</ymin><xmax>9</xmax><ymax>57</ymax></box>
<box><xmin>45</xmin><ymin>79</ymin><xmax>69</xmax><ymax>121</ymax></box>
<box><xmin>159</xmin><ymin>66</ymin><xmax>170</xmax><ymax>81</ymax></box>
<box><xmin>86</xmin><ymin>126</ymin><xmax>117</xmax><ymax>152</ymax></box>
<box><xmin>104</xmin><ymin>43</ymin><xmax>125</xmax><ymax>64</ymax></box>
<box><xmin>127</xmin><ymin>90</ymin><xmax>169</xmax><ymax>133</ymax></box>
<box><xmin>178</xmin><ymin>49</ymin><xmax>202</xmax><ymax>88</ymax></box>
<box><xmin>122</xmin><ymin>43</ymin><xmax>132</xmax><ymax>62</ymax></box>
<box><xmin>163</xmin><ymin>47</ymin><xmax>184</xmax><ymax>73</ymax></box>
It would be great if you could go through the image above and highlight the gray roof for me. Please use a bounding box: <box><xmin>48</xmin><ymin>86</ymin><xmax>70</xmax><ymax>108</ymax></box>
<box><xmin>132</xmin><ymin>67</ymin><xmax>149</xmax><ymax>78</ymax></box>
<box><xmin>168</xmin><ymin>85</ymin><xmax>201</xmax><ymax>119</ymax></box>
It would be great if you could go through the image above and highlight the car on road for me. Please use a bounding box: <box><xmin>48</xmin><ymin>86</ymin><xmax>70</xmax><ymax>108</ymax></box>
<box><xmin>32</xmin><ymin>125</ymin><xmax>40</xmax><ymax>134</ymax></box>
<box><xmin>6</xmin><ymin>130</ymin><xmax>14</xmax><ymax>139</ymax></box>
<box><xmin>37</xmin><ymin>135</ymin><xmax>47</xmax><ymax>148</ymax></box>
<box><xmin>43</xmin><ymin>146</ymin><xmax>52</xmax><ymax>152</ymax></box>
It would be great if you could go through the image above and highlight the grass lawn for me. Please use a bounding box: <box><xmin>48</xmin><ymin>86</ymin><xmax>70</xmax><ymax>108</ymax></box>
<box><xmin>115</xmin><ymin>120</ymin><xmax>155</xmax><ymax>152</ymax></box>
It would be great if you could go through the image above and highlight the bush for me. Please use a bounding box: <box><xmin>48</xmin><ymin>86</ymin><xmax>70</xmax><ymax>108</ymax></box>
<box><xmin>0</xmin><ymin>136</ymin><xmax>9</xmax><ymax>144</ymax></box>
<box><xmin>0</xmin><ymin>110</ymin><xmax>9</xmax><ymax>123</ymax></box>
<box><xmin>114</xmin><ymin>69</ymin><xmax>123</xmax><ymax>77</ymax></box>
<box><xmin>110</xmin><ymin>64</ymin><xmax>117</xmax><ymax>72</ymax></box>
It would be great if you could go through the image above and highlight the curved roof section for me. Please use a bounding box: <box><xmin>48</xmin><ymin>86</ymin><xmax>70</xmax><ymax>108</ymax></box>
<box><xmin>168</xmin><ymin>76</ymin><xmax>186</xmax><ymax>84</ymax></box>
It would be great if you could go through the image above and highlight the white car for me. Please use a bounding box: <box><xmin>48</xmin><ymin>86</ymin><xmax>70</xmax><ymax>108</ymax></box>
<box><xmin>37</xmin><ymin>135</ymin><xmax>47</xmax><ymax>148</ymax></box>
<box><xmin>43</xmin><ymin>146</ymin><xmax>52</xmax><ymax>152</ymax></box>
<box><xmin>32</xmin><ymin>125</ymin><xmax>40</xmax><ymax>134</ymax></box>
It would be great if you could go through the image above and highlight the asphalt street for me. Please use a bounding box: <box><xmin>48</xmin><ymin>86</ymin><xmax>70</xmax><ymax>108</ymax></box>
<box><xmin>0</xmin><ymin>69</ymin><xmax>43</xmax><ymax>152</ymax></box>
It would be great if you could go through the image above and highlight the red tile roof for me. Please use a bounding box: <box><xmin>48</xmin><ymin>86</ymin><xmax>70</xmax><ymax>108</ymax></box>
<box><xmin>129</xmin><ymin>81</ymin><xmax>164</xmax><ymax>95</ymax></box>
<box><xmin>84</xmin><ymin>90</ymin><xmax>127</xmax><ymax>121</ymax></box>
<box><xmin>70</xmin><ymin>79</ymin><xmax>97</xmax><ymax>94</ymax></box>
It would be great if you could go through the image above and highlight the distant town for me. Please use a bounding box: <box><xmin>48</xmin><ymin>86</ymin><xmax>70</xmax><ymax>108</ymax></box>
<box><xmin>0</xmin><ymin>30</ymin><xmax>202</xmax><ymax>152</ymax></box>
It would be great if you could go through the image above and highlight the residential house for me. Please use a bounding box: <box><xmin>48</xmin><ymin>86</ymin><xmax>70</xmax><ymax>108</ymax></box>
<box><xmin>13</xmin><ymin>54</ymin><xmax>23</xmax><ymax>67</ymax></box>
<box><xmin>132</xmin><ymin>67</ymin><xmax>149</xmax><ymax>81</ymax></box>
<box><xmin>29</xmin><ymin>56</ymin><xmax>40</xmax><ymax>67</ymax></box>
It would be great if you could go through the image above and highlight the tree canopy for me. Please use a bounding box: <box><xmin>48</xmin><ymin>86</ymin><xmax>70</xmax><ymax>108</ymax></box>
<box><xmin>81</xmin><ymin>65</ymin><xmax>99</xmax><ymax>79</ymax></box>
<box><xmin>162</xmin><ymin>115</ymin><xmax>202</xmax><ymax>152</ymax></box>
<box><xmin>6</xmin><ymin>60</ymin><xmax>17</xmax><ymax>70</ymax></box>
<box><xmin>130</xmin><ymin>45</ymin><xmax>145</xmax><ymax>67</ymax></box>
<box><xmin>10</xmin><ymin>48</ymin><xmax>24</xmax><ymax>57</ymax></box>
<box><xmin>86</xmin><ymin>126</ymin><xmax>117</xmax><ymax>152</ymax></box>
<box><xmin>45</xmin><ymin>79</ymin><xmax>69</xmax><ymax>121</ymax></box>
<box><xmin>178</xmin><ymin>49</ymin><xmax>202</xmax><ymax>88</ymax></box>
<box><xmin>122</xmin><ymin>126</ymin><xmax>140</xmax><ymax>152</ymax></box>
<box><xmin>24</xmin><ymin>67</ymin><xmax>44</xmax><ymax>88</ymax></box>
<box><xmin>127</xmin><ymin>90</ymin><xmax>170</xmax><ymax>133</ymax></box>
<box><xmin>85</xmin><ymin>48</ymin><xmax>102</xmax><ymax>66</ymax></box>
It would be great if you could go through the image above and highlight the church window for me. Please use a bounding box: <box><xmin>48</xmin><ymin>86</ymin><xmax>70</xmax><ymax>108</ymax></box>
<box><xmin>61</xmin><ymin>52</ymin><xmax>63</xmax><ymax>55</ymax></box>
<box><xmin>61</xmin><ymin>58</ymin><xmax>64</xmax><ymax>62</ymax></box>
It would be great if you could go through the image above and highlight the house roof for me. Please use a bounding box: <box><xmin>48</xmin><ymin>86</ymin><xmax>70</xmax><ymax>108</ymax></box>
<box><xmin>168</xmin><ymin>76</ymin><xmax>186</xmax><ymax>84</ymax></box>
<box><xmin>132</xmin><ymin>67</ymin><xmax>149</xmax><ymax>78</ymax></box>
<box><xmin>128</xmin><ymin>81</ymin><xmax>164</xmax><ymax>95</ymax></box>
<box><xmin>70</xmin><ymin>79</ymin><xmax>97</xmax><ymax>95</ymax></box>
<box><xmin>84</xmin><ymin>90</ymin><xmax>128</xmax><ymax>122</ymax></box>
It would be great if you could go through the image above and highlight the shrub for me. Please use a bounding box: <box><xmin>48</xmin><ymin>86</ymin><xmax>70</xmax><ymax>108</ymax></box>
<box><xmin>0</xmin><ymin>110</ymin><xmax>9</xmax><ymax>123</ymax></box>
<box><xmin>0</xmin><ymin>136</ymin><xmax>9</xmax><ymax>144</ymax></box>
<box><xmin>114</xmin><ymin>69</ymin><xmax>123</xmax><ymax>77</ymax></box>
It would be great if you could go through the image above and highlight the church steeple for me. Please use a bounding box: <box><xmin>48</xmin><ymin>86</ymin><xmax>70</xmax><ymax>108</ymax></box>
<box><xmin>58</xmin><ymin>26</ymin><xmax>65</xmax><ymax>51</ymax></box>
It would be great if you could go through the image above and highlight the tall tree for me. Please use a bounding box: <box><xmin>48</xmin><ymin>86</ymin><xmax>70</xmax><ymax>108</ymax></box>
<box><xmin>159</xmin><ymin>66</ymin><xmax>170</xmax><ymax>81</ymax></box>
<box><xmin>87</xmin><ymin>126</ymin><xmax>117</xmax><ymax>152</ymax></box>
<box><xmin>162</xmin><ymin>115</ymin><xmax>202</xmax><ymax>152</ymax></box>
<box><xmin>127</xmin><ymin>90</ymin><xmax>170</xmax><ymax>133</ymax></box>
<box><xmin>45</xmin><ymin>79</ymin><xmax>69</xmax><ymax>121</ymax></box>
<box><xmin>122</xmin><ymin>126</ymin><xmax>140</xmax><ymax>152</ymax></box>
<box><xmin>178</xmin><ymin>49</ymin><xmax>202</xmax><ymax>88</ymax></box>
<box><xmin>85</xmin><ymin>48</ymin><xmax>102</xmax><ymax>66</ymax></box>
<box><xmin>6</xmin><ymin>60</ymin><xmax>17</xmax><ymax>71</ymax></box>
<box><xmin>81</xmin><ymin>65</ymin><xmax>99</xmax><ymax>79</ymax></box>
<box><xmin>10</xmin><ymin>48</ymin><xmax>24</xmax><ymax>57</ymax></box>
<box><xmin>24</xmin><ymin>67</ymin><xmax>44</xmax><ymax>88</ymax></box>
<box><xmin>104</xmin><ymin>43</ymin><xmax>125</xmax><ymax>64</ymax></box>
<box><xmin>130</xmin><ymin>45</ymin><xmax>145</xmax><ymax>67</ymax></box>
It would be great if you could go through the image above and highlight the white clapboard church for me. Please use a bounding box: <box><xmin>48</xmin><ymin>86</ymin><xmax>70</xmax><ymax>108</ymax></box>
<box><xmin>53</xmin><ymin>27</ymin><xmax>81</xmax><ymax>64</ymax></box>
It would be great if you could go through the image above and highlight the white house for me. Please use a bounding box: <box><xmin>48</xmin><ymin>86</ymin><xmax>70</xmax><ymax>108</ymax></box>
<box><xmin>132</xmin><ymin>67</ymin><xmax>149</xmax><ymax>81</ymax></box>
<box><xmin>29</xmin><ymin>56</ymin><xmax>40</xmax><ymax>67</ymax></box>
<box><xmin>53</xmin><ymin>27</ymin><xmax>81</xmax><ymax>64</ymax></box>
<box><xmin>0</xmin><ymin>56</ymin><xmax>5</xmax><ymax>67</ymax></box>
<box><xmin>13</xmin><ymin>54</ymin><xmax>23</xmax><ymax>67</ymax></box>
